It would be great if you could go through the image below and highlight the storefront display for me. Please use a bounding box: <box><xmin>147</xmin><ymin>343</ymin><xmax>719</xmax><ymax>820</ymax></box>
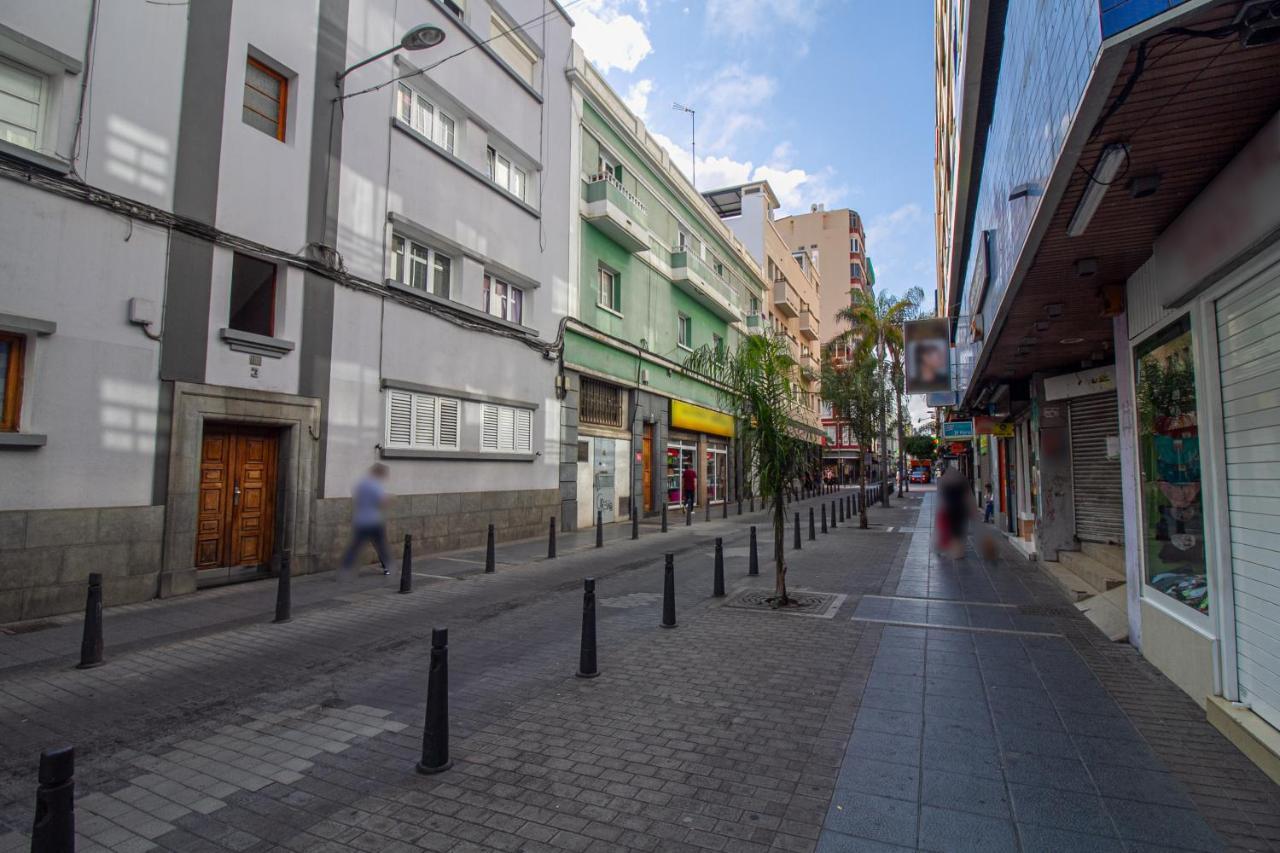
<box><xmin>1135</xmin><ymin>316</ymin><xmax>1207</xmax><ymax>614</ymax></box>
<box><xmin>706</xmin><ymin>445</ymin><xmax>727</xmax><ymax>503</ymax></box>
<box><xmin>666</xmin><ymin>440</ymin><xmax>697</xmax><ymax>507</ymax></box>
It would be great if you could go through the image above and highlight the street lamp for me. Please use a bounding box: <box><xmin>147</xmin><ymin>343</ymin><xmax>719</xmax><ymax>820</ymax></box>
<box><xmin>337</xmin><ymin>23</ymin><xmax>446</xmax><ymax>84</ymax></box>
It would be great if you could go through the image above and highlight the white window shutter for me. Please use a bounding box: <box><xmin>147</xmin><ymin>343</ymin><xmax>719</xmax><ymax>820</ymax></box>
<box><xmin>481</xmin><ymin>404</ymin><xmax>499</xmax><ymax>451</ymax></box>
<box><xmin>437</xmin><ymin>398</ymin><xmax>460</xmax><ymax>449</ymax></box>
<box><xmin>387</xmin><ymin>391</ymin><xmax>413</xmax><ymax>446</ymax></box>
<box><xmin>413</xmin><ymin>394</ymin><xmax>437</xmax><ymax>448</ymax></box>
<box><xmin>515</xmin><ymin>409</ymin><xmax>532</xmax><ymax>453</ymax></box>
<box><xmin>498</xmin><ymin>406</ymin><xmax>515</xmax><ymax>451</ymax></box>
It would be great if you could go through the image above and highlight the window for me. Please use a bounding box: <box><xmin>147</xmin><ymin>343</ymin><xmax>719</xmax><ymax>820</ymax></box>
<box><xmin>487</xmin><ymin>146</ymin><xmax>527</xmax><ymax>200</ymax></box>
<box><xmin>1135</xmin><ymin>316</ymin><xmax>1206</xmax><ymax>615</ymax></box>
<box><xmin>749</xmin><ymin>296</ymin><xmax>761</xmax><ymax>316</ymax></box>
<box><xmin>677</xmin><ymin>314</ymin><xmax>692</xmax><ymax>349</ymax></box>
<box><xmin>767</xmin><ymin>259</ymin><xmax>779</xmax><ymax>281</ymax></box>
<box><xmin>580</xmin><ymin>378</ymin><xmax>624</xmax><ymax>428</ymax></box>
<box><xmin>851</xmin><ymin>237</ymin><xmax>861</xmax><ymax>253</ymax></box>
<box><xmin>596</xmin><ymin>152</ymin><xmax>619</xmax><ymax>181</ymax></box>
<box><xmin>0</xmin><ymin>57</ymin><xmax>46</xmax><ymax>151</ymax></box>
<box><xmin>0</xmin><ymin>332</ymin><xmax>25</xmax><ymax>431</ymax></box>
<box><xmin>825</xmin><ymin>425</ymin><xmax>838</xmax><ymax>446</ymax></box>
<box><xmin>490</xmin><ymin>14</ymin><xmax>538</xmax><ymax>85</ymax></box>
<box><xmin>851</xmin><ymin>262</ymin><xmax>863</xmax><ymax>281</ymax></box>
<box><xmin>390</xmin><ymin>234</ymin><xmax>451</xmax><ymax>298</ymax></box>
<box><xmin>396</xmin><ymin>84</ymin><xmax>455</xmax><ymax>154</ymax></box>
<box><xmin>677</xmin><ymin>227</ymin><xmax>692</xmax><ymax>252</ymax></box>
<box><xmin>481</xmin><ymin>404</ymin><xmax>533</xmax><ymax>453</ymax></box>
<box><xmin>243</xmin><ymin>57</ymin><xmax>287</xmax><ymax>141</ymax></box>
<box><xmin>385</xmin><ymin>389</ymin><xmax>460</xmax><ymax>451</ymax></box>
<box><xmin>228</xmin><ymin>253</ymin><xmax>277</xmax><ymax>336</ymax></box>
<box><xmin>442</xmin><ymin>0</ymin><xmax>465</xmax><ymax>18</ymax></box>
<box><xmin>712</xmin><ymin>333</ymin><xmax>724</xmax><ymax>355</ymax></box>
<box><xmin>483</xmin><ymin>275</ymin><xmax>524</xmax><ymax>324</ymax></box>
<box><xmin>597</xmin><ymin>266</ymin><xmax>620</xmax><ymax>313</ymax></box>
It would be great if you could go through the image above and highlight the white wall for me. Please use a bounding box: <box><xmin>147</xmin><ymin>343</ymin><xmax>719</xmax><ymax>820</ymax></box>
<box><xmin>0</xmin><ymin>183</ymin><xmax>164</xmax><ymax>509</ymax></box>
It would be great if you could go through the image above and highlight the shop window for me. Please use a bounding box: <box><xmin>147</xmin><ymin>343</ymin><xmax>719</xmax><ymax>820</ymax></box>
<box><xmin>706</xmin><ymin>445</ymin><xmax>727</xmax><ymax>503</ymax></box>
<box><xmin>580</xmin><ymin>377</ymin><xmax>624</xmax><ymax>428</ymax></box>
<box><xmin>666</xmin><ymin>441</ymin><xmax>697</xmax><ymax>507</ymax></box>
<box><xmin>228</xmin><ymin>253</ymin><xmax>277</xmax><ymax>337</ymax></box>
<box><xmin>1135</xmin><ymin>315</ymin><xmax>1206</xmax><ymax>615</ymax></box>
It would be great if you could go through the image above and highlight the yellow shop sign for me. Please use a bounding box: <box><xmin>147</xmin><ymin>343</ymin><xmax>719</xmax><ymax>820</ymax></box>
<box><xmin>670</xmin><ymin>401</ymin><xmax>735</xmax><ymax>437</ymax></box>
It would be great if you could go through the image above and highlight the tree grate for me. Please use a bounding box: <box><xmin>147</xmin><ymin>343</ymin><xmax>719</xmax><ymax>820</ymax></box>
<box><xmin>721</xmin><ymin>589</ymin><xmax>846</xmax><ymax>619</ymax></box>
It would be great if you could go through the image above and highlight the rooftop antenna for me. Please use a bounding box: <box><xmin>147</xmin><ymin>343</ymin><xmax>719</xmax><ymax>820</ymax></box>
<box><xmin>672</xmin><ymin>102</ymin><xmax>696</xmax><ymax>190</ymax></box>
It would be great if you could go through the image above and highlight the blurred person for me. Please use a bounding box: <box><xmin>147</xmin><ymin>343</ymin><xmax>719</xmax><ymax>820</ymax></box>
<box><xmin>340</xmin><ymin>463</ymin><xmax>392</xmax><ymax>577</ymax></box>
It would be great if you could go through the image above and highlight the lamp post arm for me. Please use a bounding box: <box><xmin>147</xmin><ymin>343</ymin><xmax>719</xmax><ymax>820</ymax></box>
<box><xmin>337</xmin><ymin>44</ymin><xmax>401</xmax><ymax>83</ymax></box>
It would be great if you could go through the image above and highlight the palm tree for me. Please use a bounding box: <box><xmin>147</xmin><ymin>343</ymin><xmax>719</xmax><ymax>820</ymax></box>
<box><xmin>685</xmin><ymin>332</ymin><xmax>808</xmax><ymax>605</ymax></box>
<box><xmin>821</xmin><ymin>348</ymin><xmax>887</xmax><ymax>529</ymax></box>
<box><xmin>833</xmin><ymin>286</ymin><xmax>924</xmax><ymax>506</ymax></box>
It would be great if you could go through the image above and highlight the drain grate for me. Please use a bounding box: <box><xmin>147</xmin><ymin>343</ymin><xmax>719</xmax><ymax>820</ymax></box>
<box><xmin>721</xmin><ymin>588</ymin><xmax>846</xmax><ymax>619</ymax></box>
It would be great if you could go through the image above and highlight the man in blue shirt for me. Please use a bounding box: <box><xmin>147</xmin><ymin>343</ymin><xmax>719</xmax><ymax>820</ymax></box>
<box><xmin>340</xmin><ymin>463</ymin><xmax>392</xmax><ymax>577</ymax></box>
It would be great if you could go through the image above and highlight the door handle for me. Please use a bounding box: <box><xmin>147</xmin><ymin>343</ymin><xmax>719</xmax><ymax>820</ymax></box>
<box><xmin>233</xmin><ymin>482</ymin><xmax>241</xmax><ymax>507</ymax></box>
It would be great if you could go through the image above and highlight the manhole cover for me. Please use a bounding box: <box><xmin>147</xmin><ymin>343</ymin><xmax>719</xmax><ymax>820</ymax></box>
<box><xmin>1016</xmin><ymin>604</ymin><xmax>1077</xmax><ymax>617</ymax></box>
<box><xmin>600</xmin><ymin>592</ymin><xmax>663</xmax><ymax>609</ymax></box>
<box><xmin>721</xmin><ymin>588</ymin><xmax>846</xmax><ymax>619</ymax></box>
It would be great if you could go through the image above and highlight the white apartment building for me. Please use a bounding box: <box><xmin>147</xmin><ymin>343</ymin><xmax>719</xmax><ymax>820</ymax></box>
<box><xmin>0</xmin><ymin>0</ymin><xmax>573</xmax><ymax>621</ymax></box>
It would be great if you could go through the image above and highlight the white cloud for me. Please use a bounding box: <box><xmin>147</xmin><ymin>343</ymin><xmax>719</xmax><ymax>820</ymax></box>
<box><xmin>575</xmin><ymin>0</ymin><xmax>652</xmax><ymax>73</ymax></box>
<box><xmin>864</xmin><ymin>203</ymin><xmax>934</xmax><ymax>290</ymax></box>
<box><xmin>623</xmin><ymin>79</ymin><xmax>654</xmax><ymax>119</ymax></box>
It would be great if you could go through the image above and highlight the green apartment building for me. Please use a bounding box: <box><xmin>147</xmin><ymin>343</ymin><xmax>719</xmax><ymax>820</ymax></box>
<box><xmin>560</xmin><ymin>44</ymin><xmax>768</xmax><ymax>530</ymax></box>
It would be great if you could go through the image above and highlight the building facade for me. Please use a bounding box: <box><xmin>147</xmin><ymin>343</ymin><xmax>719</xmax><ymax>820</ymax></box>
<box><xmin>561</xmin><ymin>46</ymin><xmax>766</xmax><ymax>530</ymax></box>
<box><xmin>774</xmin><ymin>205</ymin><xmax>874</xmax><ymax>481</ymax></box>
<box><xmin>0</xmin><ymin>0</ymin><xmax>572</xmax><ymax>621</ymax></box>
<box><xmin>936</xmin><ymin>0</ymin><xmax>1280</xmax><ymax>779</ymax></box>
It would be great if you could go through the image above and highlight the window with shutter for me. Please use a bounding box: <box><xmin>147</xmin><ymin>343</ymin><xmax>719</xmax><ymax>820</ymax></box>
<box><xmin>482</xmin><ymin>404</ymin><xmax>500</xmax><ymax>450</ymax></box>
<box><xmin>437</xmin><ymin>398</ymin><xmax>460</xmax><ymax>450</ymax></box>
<box><xmin>413</xmin><ymin>394</ymin><xmax>436</xmax><ymax>447</ymax></box>
<box><xmin>385</xmin><ymin>389</ymin><xmax>460</xmax><ymax>451</ymax></box>
<box><xmin>515</xmin><ymin>409</ymin><xmax>532</xmax><ymax>453</ymax></box>
<box><xmin>386</xmin><ymin>391</ymin><xmax>414</xmax><ymax>447</ymax></box>
<box><xmin>480</xmin><ymin>403</ymin><xmax>534</xmax><ymax>453</ymax></box>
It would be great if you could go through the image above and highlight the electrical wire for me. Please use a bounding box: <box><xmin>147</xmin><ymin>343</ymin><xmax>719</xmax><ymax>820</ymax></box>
<box><xmin>338</xmin><ymin>0</ymin><xmax>587</xmax><ymax>103</ymax></box>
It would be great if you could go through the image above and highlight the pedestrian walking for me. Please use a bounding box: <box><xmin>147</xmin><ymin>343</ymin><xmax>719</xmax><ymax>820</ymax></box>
<box><xmin>340</xmin><ymin>463</ymin><xmax>393</xmax><ymax>577</ymax></box>
<box><xmin>937</xmin><ymin>464</ymin><xmax>976</xmax><ymax>559</ymax></box>
<box><xmin>983</xmin><ymin>482</ymin><xmax>995</xmax><ymax>524</ymax></box>
<box><xmin>682</xmin><ymin>465</ymin><xmax>697</xmax><ymax>515</ymax></box>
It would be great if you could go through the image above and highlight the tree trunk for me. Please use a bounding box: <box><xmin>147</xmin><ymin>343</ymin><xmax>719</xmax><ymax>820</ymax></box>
<box><xmin>877</xmin><ymin>337</ymin><xmax>890</xmax><ymax>508</ymax></box>
<box><xmin>897</xmin><ymin>378</ymin><xmax>907</xmax><ymax>495</ymax></box>
<box><xmin>859</xmin><ymin>463</ymin><xmax>869</xmax><ymax>528</ymax></box>
<box><xmin>772</xmin><ymin>474</ymin><xmax>788</xmax><ymax>605</ymax></box>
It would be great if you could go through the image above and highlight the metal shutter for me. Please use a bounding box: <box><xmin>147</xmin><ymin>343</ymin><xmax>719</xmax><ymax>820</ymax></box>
<box><xmin>1218</xmin><ymin>263</ymin><xmax>1280</xmax><ymax>730</ymax></box>
<box><xmin>1069</xmin><ymin>393</ymin><xmax>1124</xmax><ymax>544</ymax></box>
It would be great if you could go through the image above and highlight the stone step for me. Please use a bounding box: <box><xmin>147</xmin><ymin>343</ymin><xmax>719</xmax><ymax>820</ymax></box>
<box><xmin>1081</xmin><ymin>541</ymin><xmax>1125</xmax><ymax>575</ymax></box>
<box><xmin>1075</xmin><ymin>583</ymin><xmax>1129</xmax><ymax>642</ymax></box>
<box><xmin>1059</xmin><ymin>549</ymin><xmax>1125</xmax><ymax>594</ymax></box>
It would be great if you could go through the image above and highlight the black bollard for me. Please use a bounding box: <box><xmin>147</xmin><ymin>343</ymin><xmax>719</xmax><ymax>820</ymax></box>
<box><xmin>548</xmin><ymin>517</ymin><xmax>557</xmax><ymax>559</ymax></box>
<box><xmin>485</xmin><ymin>524</ymin><xmax>496</xmax><ymax>573</ymax></box>
<box><xmin>631</xmin><ymin>507</ymin><xmax>639</xmax><ymax>540</ymax></box>
<box><xmin>839</xmin><ymin>496</ymin><xmax>846</xmax><ymax>523</ymax></box>
<box><xmin>273</xmin><ymin>552</ymin><xmax>292</xmax><ymax>623</ymax></box>
<box><xmin>737</xmin><ymin>498</ymin><xmax>743</xmax><ymax>516</ymax></box>
<box><xmin>77</xmin><ymin>574</ymin><xmax>104</xmax><ymax>669</ymax></box>
<box><xmin>661</xmin><ymin>553</ymin><xmax>677</xmax><ymax>628</ymax></box>
<box><xmin>416</xmin><ymin>628</ymin><xmax>452</xmax><ymax>774</ymax></box>
<box><xmin>832</xmin><ymin>501</ymin><xmax>838</xmax><ymax>529</ymax></box>
<box><xmin>596</xmin><ymin>510</ymin><xmax>603</xmax><ymax>549</ymax></box>
<box><xmin>821</xmin><ymin>503</ymin><xmax>828</xmax><ymax>534</ymax></box>
<box><xmin>809</xmin><ymin>507</ymin><xmax>816</xmax><ymax>541</ymax></box>
<box><xmin>722</xmin><ymin>497</ymin><xmax>728</xmax><ymax>519</ymax></box>
<box><xmin>686</xmin><ymin>504</ymin><xmax>692</xmax><ymax>527</ymax></box>
<box><xmin>31</xmin><ymin>746</ymin><xmax>74</xmax><ymax>853</ymax></box>
<box><xmin>750</xmin><ymin>495</ymin><xmax>755</xmax><ymax>513</ymax></box>
<box><xmin>399</xmin><ymin>535</ymin><xmax>413</xmax><ymax>594</ymax></box>
<box><xmin>713</xmin><ymin>538</ymin><xmax>725</xmax><ymax>597</ymax></box>
<box><xmin>748</xmin><ymin>526</ymin><xmax>759</xmax><ymax>575</ymax></box>
<box><xmin>705</xmin><ymin>498</ymin><xmax>710</xmax><ymax>522</ymax></box>
<box><xmin>577</xmin><ymin>578</ymin><xmax>599</xmax><ymax>678</ymax></box>
<box><xmin>794</xmin><ymin>512</ymin><xmax>801</xmax><ymax>550</ymax></box>
<box><xmin>661</xmin><ymin>502</ymin><xmax>668</xmax><ymax>533</ymax></box>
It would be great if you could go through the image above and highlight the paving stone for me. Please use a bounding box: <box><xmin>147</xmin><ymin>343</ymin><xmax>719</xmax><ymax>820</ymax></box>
<box><xmin>918</xmin><ymin>806</ymin><xmax>1017</xmax><ymax>853</ymax></box>
<box><xmin>822</xmin><ymin>793</ymin><xmax>916</xmax><ymax>848</ymax></box>
<box><xmin>921</xmin><ymin>769</ymin><xmax>1011</xmax><ymax>819</ymax></box>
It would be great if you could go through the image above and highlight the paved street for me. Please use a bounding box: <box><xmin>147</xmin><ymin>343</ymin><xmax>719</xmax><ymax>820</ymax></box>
<box><xmin>0</xmin><ymin>487</ymin><xmax>1276</xmax><ymax>852</ymax></box>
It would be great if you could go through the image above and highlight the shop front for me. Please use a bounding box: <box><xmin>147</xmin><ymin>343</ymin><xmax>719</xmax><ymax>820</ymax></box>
<box><xmin>665</xmin><ymin>400</ymin><xmax>735</xmax><ymax>510</ymax></box>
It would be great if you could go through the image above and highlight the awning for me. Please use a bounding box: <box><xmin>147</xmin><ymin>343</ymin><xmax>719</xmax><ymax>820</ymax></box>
<box><xmin>670</xmin><ymin>400</ymin><xmax>734</xmax><ymax>438</ymax></box>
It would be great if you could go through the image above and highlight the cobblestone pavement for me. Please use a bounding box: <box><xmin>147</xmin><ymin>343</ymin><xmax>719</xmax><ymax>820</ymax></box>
<box><xmin>0</xmin><ymin>487</ymin><xmax>1275</xmax><ymax>851</ymax></box>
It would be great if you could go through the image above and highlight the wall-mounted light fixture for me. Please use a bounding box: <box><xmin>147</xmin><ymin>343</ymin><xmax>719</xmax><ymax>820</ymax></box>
<box><xmin>1067</xmin><ymin>144</ymin><xmax>1128</xmax><ymax>237</ymax></box>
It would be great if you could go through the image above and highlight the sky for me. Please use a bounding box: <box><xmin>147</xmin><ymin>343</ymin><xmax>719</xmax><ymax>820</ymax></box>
<box><xmin>571</xmin><ymin>0</ymin><xmax>937</xmax><ymax>307</ymax></box>
<box><xmin>570</xmin><ymin>0</ymin><xmax>939</xmax><ymax>427</ymax></box>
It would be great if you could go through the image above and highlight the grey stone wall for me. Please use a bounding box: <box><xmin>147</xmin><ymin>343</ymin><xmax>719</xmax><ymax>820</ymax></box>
<box><xmin>0</xmin><ymin>505</ymin><xmax>164</xmax><ymax>623</ymax></box>
<box><xmin>312</xmin><ymin>488</ymin><xmax>560</xmax><ymax>569</ymax></box>
<box><xmin>558</xmin><ymin>375</ymin><xmax>579</xmax><ymax>531</ymax></box>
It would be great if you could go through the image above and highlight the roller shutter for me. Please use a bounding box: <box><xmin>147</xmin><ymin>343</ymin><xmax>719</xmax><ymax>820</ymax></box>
<box><xmin>1069</xmin><ymin>393</ymin><xmax>1124</xmax><ymax>544</ymax></box>
<box><xmin>1217</xmin><ymin>260</ymin><xmax>1280</xmax><ymax>730</ymax></box>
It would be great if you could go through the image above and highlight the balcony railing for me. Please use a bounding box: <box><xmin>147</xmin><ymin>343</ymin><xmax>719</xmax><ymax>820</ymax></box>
<box><xmin>773</xmin><ymin>277</ymin><xmax>799</xmax><ymax>318</ymax></box>
<box><xmin>799</xmin><ymin>308</ymin><xmax>819</xmax><ymax>341</ymax></box>
<box><xmin>582</xmin><ymin>174</ymin><xmax>650</xmax><ymax>253</ymax></box>
<box><xmin>670</xmin><ymin>249</ymin><xmax>740</xmax><ymax>322</ymax></box>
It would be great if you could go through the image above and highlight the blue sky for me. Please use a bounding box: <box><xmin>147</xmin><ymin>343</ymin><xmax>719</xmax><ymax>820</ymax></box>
<box><xmin>571</xmin><ymin>0</ymin><xmax>938</xmax><ymax>305</ymax></box>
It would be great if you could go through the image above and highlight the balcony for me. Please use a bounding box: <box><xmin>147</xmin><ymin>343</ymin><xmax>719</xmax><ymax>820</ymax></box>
<box><xmin>582</xmin><ymin>173</ymin><xmax>650</xmax><ymax>253</ymax></box>
<box><xmin>799</xmin><ymin>308</ymin><xmax>819</xmax><ymax>341</ymax></box>
<box><xmin>670</xmin><ymin>250</ymin><xmax>740</xmax><ymax>322</ymax></box>
<box><xmin>773</xmin><ymin>278</ymin><xmax>799</xmax><ymax>318</ymax></box>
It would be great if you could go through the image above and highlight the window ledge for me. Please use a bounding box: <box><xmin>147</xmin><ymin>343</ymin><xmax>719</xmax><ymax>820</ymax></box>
<box><xmin>0</xmin><ymin>433</ymin><xmax>47</xmax><ymax>449</ymax></box>
<box><xmin>218</xmin><ymin>328</ymin><xmax>296</xmax><ymax>358</ymax></box>
<box><xmin>0</xmin><ymin>312</ymin><xmax>56</xmax><ymax>336</ymax></box>
<box><xmin>0</xmin><ymin>140</ymin><xmax>70</xmax><ymax>175</ymax></box>
<box><xmin>596</xmin><ymin>304</ymin><xmax>624</xmax><ymax>319</ymax></box>
<box><xmin>381</xmin><ymin>447</ymin><xmax>535</xmax><ymax>462</ymax></box>
<box><xmin>384</xmin><ymin>279</ymin><xmax>540</xmax><ymax>337</ymax></box>
<box><xmin>390</xmin><ymin>118</ymin><xmax>540</xmax><ymax>219</ymax></box>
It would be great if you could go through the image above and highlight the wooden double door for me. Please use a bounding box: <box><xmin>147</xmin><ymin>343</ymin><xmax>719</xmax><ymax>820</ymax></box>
<box><xmin>196</xmin><ymin>425</ymin><xmax>280</xmax><ymax>570</ymax></box>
